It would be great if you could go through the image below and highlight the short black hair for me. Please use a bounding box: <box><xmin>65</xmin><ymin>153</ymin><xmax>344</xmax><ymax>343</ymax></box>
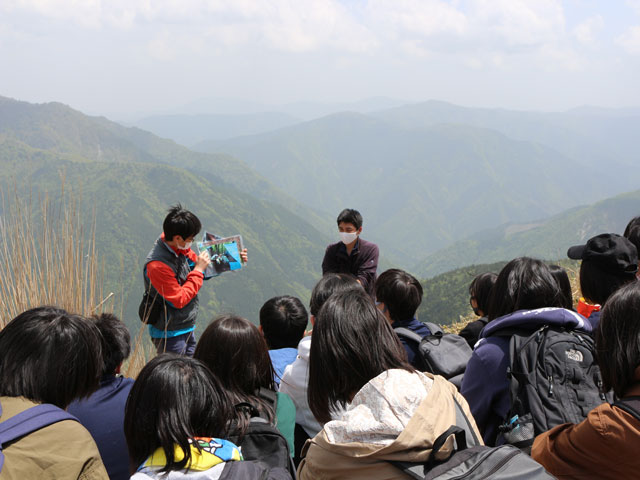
<box><xmin>124</xmin><ymin>354</ymin><xmax>231</xmax><ymax>474</ymax></box>
<box><xmin>0</xmin><ymin>306</ymin><xmax>102</xmax><ymax>409</ymax></box>
<box><xmin>259</xmin><ymin>295</ymin><xmax>308</xmax><ymax>349</ymax></box>
<box><xmin>596</xmin><ymin>281</ymin><xmax>640</xmax><ymax>397</ymax></box>
<box><xmin>579</xmin><ymin>260</ymin><xmax>636</xmax><ymax>306</ymax></box>
<box><xmin>469</xmin><ymin>272</ymin><xmax>498</xmax><ymax>316</ymax></box>
<box><xmin>487</xmin><ymin>257</ymin><xmax>564</xmax><ymax>320</ymax></box>
<box><xmin>375</xmin><ymin>269</ymin><xmax>423</xmax><ymax>323</ymax></box>
<box><xmin>548</xmin><ymin>265</ymin><xmax>574</xmax><ymax>310</ymax></box>
<box><xmin>162</xmin><ymin>204</ymin><xmax>201</xmax><ymax>242</ymax></box>
<box><xmin>337</xmin><ymin>209</ymin><xmax>363</xmax><ymax>230</ymax></box>
<box><xmin>624</xmin><ymin>216</ymin><xmax>640</xmax><ymax>255</ymax></box>
<box><xmin>308</xmin><ymin>290</ymin><xmax>413</xmax><ymax>424</ymax></box>
<box><xmin>309</xmin><ymin>273</ymin><xmax>362</xmax><ymax>317</ymax></box>
<box><xmin>92</xmin><ymin>313</ymin><xmax>131</xmax><ymax>376</ymax></box>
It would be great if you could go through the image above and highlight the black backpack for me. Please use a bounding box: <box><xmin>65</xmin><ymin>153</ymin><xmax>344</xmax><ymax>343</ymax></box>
<box><xmin>229</xmin><ymin>389</ymin><xmax>296</xmax><ymax>479</ymax></box>
<box><xmin>494</xmin><ymin>325</ymin><xmax>611</xmax><ymax>451</ymax></box>
<box><xmin>394</xmin><ymin>322</ymin><xmax>472</xmax><ymax>388</ymax></box>
<box><xmin>390</xmin><ymin>397</ymin><xmax>556</xmax><ymax>479</ymax></box>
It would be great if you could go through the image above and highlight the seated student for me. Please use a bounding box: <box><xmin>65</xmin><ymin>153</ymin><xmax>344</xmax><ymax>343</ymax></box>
<box><xmin>548</xmin><ymin>264</ymin><xmax>574</xmax><ymax>310</ymax></box>
<box><xmin>298</xmin><ymin>290</ymin><xmax>481</xmax><ymax>480</ymax></box>
<box><xmin>279</xmin><ymin>274</ymin><xmax>362</xmax><ymax>462</ymax></box>
<box><xmin>460</xmin><ymin>257</ymin><xmax>576</xmax><ymax>446</ymax></box>
<box><xmin>125</xmin><ymin>354</ymin><xmax>291</xmax><ymax>479</ymax></box>
<box><xmin>322</xmin><ymin>208</ymin><xmax>379</xmax><ymax>296</ymax></box>
<box><xmin>374</xmin><ymin>268</ymin><xmax>431</xmax><ymax>368</ymax></box>
<box><xmin>68</xmin><ymin>313</ymin><xmax>134</xmax><ymax>480</ymax></box>
<box><xmin>0</xmin><ymin>306</ymin><xmax>108</xmax><ymax>479</ymax></box>
<box><xmin>193</xmin><ymin>316</ymin><xmax>296</xmax><ymax>470</ymax></box>
<box><xmin>259</xmin><ymin>295</ymin><xmax>308</xmax><ymax>387</ymax></box>
<box><xmin>567</xmin><ymin>233</ymin><xmax>638</xmax><ymax>329</ymax></box>
<box><xmin>532</xmin><ymin>281</ymin><xmax>640</xmax><ymax>479</ymax></box>
<box><xmin>459</xmin><ymin>272</ymin><xmax>497</xmax><ymax>349</ymax></box>
<box><xmin>624</xmin><ymin>216</ymin><xmax>640</xmax><ymax>276</ymax></box>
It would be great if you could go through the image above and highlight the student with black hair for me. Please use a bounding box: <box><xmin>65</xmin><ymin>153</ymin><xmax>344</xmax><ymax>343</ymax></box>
<box><xmin>374</xmin><ymin>268</ymin><xmax>431</xmax><ymax>368</ymax></box>
<box><xmin>280</xmin><ymin>274</ymin><xmax>362</xmax><ymax>455</ymax></box>
<box><xmin>0</xmin><ymin>306</ymin><xmax>108</xmax><ymax>479</ymax></box>
<box><xmin>321</xmin><ymin>208</ymin><xmax>379</xmax><ymax>296</ymax></box>
<box><xmin>567</xmin><ymin>233</ymin><xmax>638</xmax><ymax>329</ymax></box>
<box><xmin>259</xmin><ymin>295</ymin><xmax>308</xmax><ymax>387</ymax></box>
<box><xmin>68</xmin><ymin>313</ymin><xmax>134</xmax><ymax>480</ymax></box>
<box><xmin>142</xmin><ymin>204</ymin><xmax>247</xmax><ymax>356</ymax></box>
<box><xmin>624</xmin><ymin>216</ymin><xmax>640</xmax><ymax>276</ymax></box>
<box><xmin>460</xmin><ymin>257</ymin><xmax>586</xmax><ymax>445</ymax></box>
<box><xmin>459</xmin><ymin>272</ymin><xmax>498</xmax><ymax>348</ymax></box>
<box><xmin>298</xmin><ymin>290</ymin><xmax>481</xmax><ymax>480</ymax></box>
<box><xmin>194</xmin><ymin>315</ymin><xmax>296</xmax><ymax>472</ymax></box>
<box><xmin>532</xmin><ymin>281</ymin><xmax>640</xmax><ymax>479</ymax></box>
<box><xmin>548</xmin><ymin>265</ymin><xmax>574</xmax><ymax>310</ymax></box>
<box><xmin>125</xmin><ymin>354</ymin><xmax>291</xmax><ymax>480</ymax></box>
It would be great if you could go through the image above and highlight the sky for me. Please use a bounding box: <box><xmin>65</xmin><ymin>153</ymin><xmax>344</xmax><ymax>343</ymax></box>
<box><xmin>1</xmin><ymin>0</ymin><xmax>639</xmax><ymax>118</ymax></box>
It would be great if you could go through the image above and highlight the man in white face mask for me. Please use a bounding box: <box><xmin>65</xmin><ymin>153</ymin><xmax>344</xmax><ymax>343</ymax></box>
<box><xmin>321</xmin><ymin>208</ymin><xmax>379</xmax><ymax>296</ymax></box>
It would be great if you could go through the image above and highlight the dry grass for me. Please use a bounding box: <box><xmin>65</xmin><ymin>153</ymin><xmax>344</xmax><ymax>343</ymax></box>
<box><xmin>0</xmin><ymin>183</ymin><xmax>151</xmax><ymax>378</ymax></box>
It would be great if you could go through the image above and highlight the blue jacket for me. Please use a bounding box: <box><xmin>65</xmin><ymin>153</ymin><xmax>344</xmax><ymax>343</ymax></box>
<box><xmin>460</xmin><ymin>308</ymin><xmax>590</xmax><ymax>446</ymax></box>
<box><xmin>393</xmin><ymin>318</ymin><xmax>431</xmax><ymax>368</ymax></box>
<box><xmin>68</xmin><ymin>375</ymin><xmax>135</xmax><ymax>480</ymax></box>
<box><xmin>269</xmin><ymin>348</ymin><xmax>299</xmax><ymax>387</ymax></box>
<box><xmin>587</xmin><ymin>309</ymin><xmax>601</xmax><ymax>330</ymax></box>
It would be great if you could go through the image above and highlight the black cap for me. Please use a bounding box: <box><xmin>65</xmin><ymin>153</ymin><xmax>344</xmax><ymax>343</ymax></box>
<box><xmin>567</xmin><ymin>233</ymin><xmax>639</xmax><ymax>275</ymax></box>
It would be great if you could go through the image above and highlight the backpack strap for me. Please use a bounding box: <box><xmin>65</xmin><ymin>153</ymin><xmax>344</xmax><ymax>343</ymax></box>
<box><xmin>0</xmin><ymin>402</ymin><xmax>78</xmax><ymax>472</ymax></box>
<box><xmin>423</xmin><ymin>322</ymin><xmax>444</xmax><ymax>336</ymax></box>
<box><xmin>613</xmin><ymin>396</ymin><xmax>640</xmax><ymax>423</ymax></box>
<box><xmin>257</xmin><ymin>388</ymin><xmax>278</xmax><ymax>413</ymax></box>
<box><xmin>393</xmin><ymin>327</ymin><xmax>425</xmax><ymax>344</ymax></box>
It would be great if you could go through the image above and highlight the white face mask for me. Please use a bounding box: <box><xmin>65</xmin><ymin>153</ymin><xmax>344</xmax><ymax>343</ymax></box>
<box><xmin>180</xmin><ymin>241</ymin><xmax>193</xmax><ymax>250</ymax></box>
<box><xmin>339</xmin><ymin>231</ymin><xmax>358</xmax><ymax>245</ymax></box>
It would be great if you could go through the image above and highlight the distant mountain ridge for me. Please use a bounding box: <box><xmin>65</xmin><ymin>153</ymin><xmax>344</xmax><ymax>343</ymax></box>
<box><xmin>196</xmin><ymin>109</ymin><xmax>624</xmax><ymax>263</ymax></box>
<box><xmin>413</xmin><ymin>188</ymin><xmax>640</xmax><ymax>278</ymax></box>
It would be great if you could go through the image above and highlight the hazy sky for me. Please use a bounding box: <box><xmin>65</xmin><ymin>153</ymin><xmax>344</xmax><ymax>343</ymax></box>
<box><xmin>1</xmin><ymin>0</ymin><xmax>639</xmax><ymax>117</ymax></box>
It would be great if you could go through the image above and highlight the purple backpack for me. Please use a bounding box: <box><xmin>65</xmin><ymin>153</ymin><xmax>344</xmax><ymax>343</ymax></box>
<box><xmin>0</xmin><ymin>401</ymin><xmax>78</xmax><ymax>472</ymax></box>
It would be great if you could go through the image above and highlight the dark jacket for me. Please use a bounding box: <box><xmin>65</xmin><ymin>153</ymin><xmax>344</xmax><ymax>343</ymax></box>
<box><xmin>67</xmin><ymin>375</ymin><xmax>134</xmax><ymax>480</ymax></box>
<box><xmin>393</xmin><ymin>318</ymin><xmax>431</xmax><ymax>368</ymax></box>
<box><xmin>458</xmin><ymin>317</ymin><xmax>489</xmax><ymax>349</ymax></box>
<box><xmin>587</xmin><ymin>309</ymin><xmax>601</xmax><ymax>330</ymax></box>
<box><xmin>532</xmin><ymin>374</ymin><xmax>640</xmax><ymax>479</ymax></box>
<box><xmin>321</xmin><ymin>238</ymin><xmax>379</xmax><ymax>295</ymax></box>
<box><xmin>143</xmin><ymin>236</ymin><xmax>199</xmax><ymax>331</ymax></box>
<box><xmin>460</xmin><ymin>307</ymin><xmax>591</xmax><ymax>445</ymax></box>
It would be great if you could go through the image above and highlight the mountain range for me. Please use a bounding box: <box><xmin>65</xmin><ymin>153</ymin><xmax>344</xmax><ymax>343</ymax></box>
<box><xmin>195</xmin><ymin>106</ymin><xmax>637</xmax><ymax>263</ymax></box>
<box><xmin>0</xmin><ymin>95</ymin><xmax>332</xmax><ymax>331</ymax></box>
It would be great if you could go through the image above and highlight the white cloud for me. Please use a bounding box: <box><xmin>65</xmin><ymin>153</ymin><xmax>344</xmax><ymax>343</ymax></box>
<box><xmin>572</xmin><ymin>15</ymin><xmax>603</xmax><ymax>46</ymax></box>
<box><xmin>616</xmin><ymin>25</ymin><xmax>640</xmax><ymax>55</ymax></box>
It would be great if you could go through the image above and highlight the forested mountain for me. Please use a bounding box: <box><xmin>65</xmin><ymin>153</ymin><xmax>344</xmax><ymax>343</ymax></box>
<box><xmin>196</xmin><ymin>111</ymin><xmax>614</xmax><ymax>263</ymax></box>
<box><xmin>413</xmin><ymin>189</ymin><xmax>640</xmax><ymax>278</ymax></box>
<box><xmin>134</xmin><ymin>112</ymin><xmax>301</xmax><ymax>147</ymax></box>
<box><xmin>0</xmin><ymin>96</ymin><xmax>332</xmax><ymax>331</ymax></box>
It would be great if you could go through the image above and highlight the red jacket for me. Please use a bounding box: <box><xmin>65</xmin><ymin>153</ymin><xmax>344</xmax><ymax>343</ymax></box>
<box><xmin>146</xmin><ymin>233</ymin><xmax>203</xmax><ymax>309</ymax></box>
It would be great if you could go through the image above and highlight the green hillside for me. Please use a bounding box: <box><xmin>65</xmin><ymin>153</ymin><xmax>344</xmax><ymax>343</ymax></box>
<box><xmin>196</xmin><ymin>112</ymin><xmax>606</xmax><ymax>263</ymax></box>
<box><xmin>375</xmin><ymin>100</ymin><xmax>640</xmax><ymax>175</ymax></box>
<box><xmin>0</xmin><ymin>95</ymin><xmax>330</xmax><ymax>232</ymax></box>
<box><xmin>0</xmin><ymin>97</ymin><xmax>337</xmax><ymax>332</ymax></box>
<box><xmin>414</xmin><ymin>189</ymin><xmax>640</xmax><ymax>278</ymax></box>
<box><xmin>417</xmin><ymin>259</ymin><xmax>580</xmax><ymax>327</ymax></box>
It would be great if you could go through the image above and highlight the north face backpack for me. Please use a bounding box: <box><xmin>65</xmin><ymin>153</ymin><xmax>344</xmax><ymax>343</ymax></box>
<box><xmin>0</xmin><ymin>402</ymin><xmax>78</xmax><ymax>473</ymax></box>
<box><xmin>389</xmin><ymin>397</ymin><xmax>556</xmax><ymax>479</ymax></box>
<box><xmin>494</xmin><ymin>325</ymin><xmax>611</xmax><ymax>451</ymax></box>
<box><xmin>229</xmin><ymin>389</ymin><xmax>296</xmax><ymax>479</ymax></box>
<box><xmin>394</xmin><ymin>322</ymin><xmax>472</xmax><ymax>388</ymax></box>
